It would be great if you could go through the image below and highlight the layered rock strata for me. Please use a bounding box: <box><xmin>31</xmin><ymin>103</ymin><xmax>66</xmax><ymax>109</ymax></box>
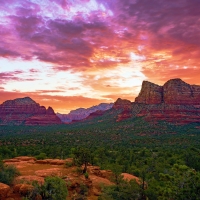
<box><xmin>0</xmin><ymin>97</ymin><xmax>62</xmax><ymax>125</ymax></box>
<box><xmin>114</xmin><ymin>79</ymin><xmax>200</xmax><ymax>124</ymax></box>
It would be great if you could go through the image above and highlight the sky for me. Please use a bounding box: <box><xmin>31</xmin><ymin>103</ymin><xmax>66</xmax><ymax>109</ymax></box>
<box><xmin>0</xmin><ymin>0</ymin><xmax>200</xmax><ymax>113</ymax></box>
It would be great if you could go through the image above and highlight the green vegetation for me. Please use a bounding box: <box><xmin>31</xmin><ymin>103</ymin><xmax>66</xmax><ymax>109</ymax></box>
<box><xmin>99</xmin><ymin>179</ymin><xmax>141</xmax><ymax>200</ymax></box>
<box><xmin>0</xmin><ymin>159</ymin><xmax>20</xmax><ymax>185</ymax></box>
<box><xmin>41</xmin><ymin>176</ymin><xmax>68</xmax><ymax>200</ymax></box>
<box><xmin>0</xmin><ymin>115</ymin><xmax>200</xmax><ymax>199</ymax></box>
<box><xmin>72</xmin><ymin>147</ymin><xmax>92</xmax><ymax>173</ymax></box>
<box><xmin>24</xmin><ymin>176</ymin><xmax>68</xmax><ymax>200</ymax></box>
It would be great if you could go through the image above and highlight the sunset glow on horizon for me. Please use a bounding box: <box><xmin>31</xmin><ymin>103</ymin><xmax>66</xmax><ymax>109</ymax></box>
<box><xmin>0</xmin><ymin>0</ymin><xmax>200</xmax><ymax>113</ymax></box>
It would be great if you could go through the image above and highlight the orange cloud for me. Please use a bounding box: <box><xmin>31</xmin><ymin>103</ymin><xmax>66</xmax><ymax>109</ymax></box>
<box><xmin>0</xmin><ymin>0</ymin><xmax>200</xmax><ymax>112</ymax></box>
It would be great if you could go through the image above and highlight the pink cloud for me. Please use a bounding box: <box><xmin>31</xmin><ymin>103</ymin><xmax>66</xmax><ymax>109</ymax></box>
<box><xmin>0</xmin><ymin>71</ymin><xmax>40</xmax><ymax>84</ymax></box>
<box><xmin>0</xmin><ymin>0</ymin><xmax>200</xmax><ymax>112</ymax></box>
<box><xmin>29</xmin><ymin>69</ymin><xmax>40</xmax><ymax>73</ymax></box>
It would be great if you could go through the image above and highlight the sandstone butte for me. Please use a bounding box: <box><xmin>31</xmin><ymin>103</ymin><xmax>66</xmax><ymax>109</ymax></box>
<box><xmin>0</xmin><ymin>97</ymin><xmax>62</xmax><ymax>125</ymax></box>
<box><xmin>113</xmin><ymin>78</ymin><xmax>200</xmax><ymax>124</ymax></box>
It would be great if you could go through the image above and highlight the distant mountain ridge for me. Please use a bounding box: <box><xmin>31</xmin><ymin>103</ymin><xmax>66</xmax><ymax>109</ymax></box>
<box><xmin>57</xmin><ymin>103</ymin><xmax>113</xmax><ymax>123</ymax></box>
<box><xmin>0</xmin><ymin>97</ymin><xmax>62</xmax><ymax>125</ymax></box>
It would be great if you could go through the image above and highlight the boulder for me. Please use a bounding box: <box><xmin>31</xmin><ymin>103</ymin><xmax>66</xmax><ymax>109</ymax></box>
<box><xmin>89</xmin><ymin>175</ymin><xmax>113</xmax><ymax>192</ymax></box>
<box><xmin>0</xmin><ymin>183</ymin><xmax>10</xmax><ymax>199</ymax></box>
<box><xmin>121</xmin><ymin>173</ymin><xmax>140</xmax><ymax>184</ymax></box>
<box><xmin>13</xmin><ymin>184</ymin><xmax>34</xmax><ymax>196</ymax></box>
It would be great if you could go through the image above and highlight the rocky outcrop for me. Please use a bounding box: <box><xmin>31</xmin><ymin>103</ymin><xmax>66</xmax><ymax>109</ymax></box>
<box><xmin>0</xmin><ymin>97</ymin><xmax>62</xmax><ymax>125</ymax></box>
<box><xmin>0</xmin><ymin>183</ymin><xmax>10</xmax><ymax>199</ymax></box>
<box><xmin>135</xmin><ymin>78</ymin><xmax>200</xmax><ymax>105</ymax></box>
<box><xmin>57</xmin><ymin>103</ymin><xmax>113</xmax><ymax>123</ymax></box>
<box><xmin>112</xmin><ymin>98</ymin><xmax>133</xmax><ymax>122</ymax></box>
<box><xmin>13</xmin><ymin>184</ymin><xmax>34</xmax><ymax>196</ymax></box>
<box><xmin>113</xmin><ymin>98</ymin><xmax>132</xmax><ymax>110</ymax></box>
<box><xmin>112</xmin><ymin>79</ymin><xmax>200</xmax><ymax>124</ymax></box>
<box><xmin>163</xmin><ymin>78</ymin><xmax>200</xmax><ymax>105</ymax></box>
<box><xmin>135</xmin><ymin>81</ymin><xmax>163</xmax><ymax>104</ymax></box>
<box><xmin>135</xmin><ymin>79</ymin><xmax>200</xmax><ymax>124</ymax></box>
<box><xmin>122</xmin><ymin>173</ymin><xmax>140</xmax><ymax>184</ymax></box>
<box><xmin>3</xmin><ymin>157</ymin><xmax>119</xmax><ymax>200</ymax></box>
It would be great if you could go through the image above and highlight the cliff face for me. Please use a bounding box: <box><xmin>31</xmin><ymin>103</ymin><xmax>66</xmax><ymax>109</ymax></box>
<box><xmin>135</xmin><ymin>78</ymin><xmax>200</xmax><ymax>105</ymax></box>
<box><xmin>0</xmin><ymin>97</ymin><xmax>62</xmax><ymax>125</ymax></box>
<box><xmin>135</xmin><ymin>81</ymin><xmax>163</xmax><ymax>104</ymax></box>
<box><xmin>163</xmin><ymin>79</ymin><xmax>200</xmax><ymax>105</ymax></box>
<box><xmin>115</xmin><ymin>79</ymin><xmax>200</xmax><ymax>124</ymax></box>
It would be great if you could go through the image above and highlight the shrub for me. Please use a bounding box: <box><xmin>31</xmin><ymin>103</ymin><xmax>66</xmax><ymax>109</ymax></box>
<box><xmin>65</xmin><ymin>161</ymin><xmax>73</xmax><ymax>168</ymax></box>
<box><xmin>0</xmin><ymin>164</ymin><xmax>20</xmax><ymax>185</ymax></box>
<box><xmin>84</xmin><ymin>172</ymin><xmax>89</xmax><ymax>179</ymax></box>
<box><xmin>75</xmin><ymin>167</ymin><xmax>83</xmax><ymax>175</ymax></box>
<box><xmin>41</xmin><ymin>176</ymin><xmax>68</xmax><ymax>200</ymax></box>
<box><xmin>22</xmin><ymin>177</ymin><xmax>68</xmax><ymax>200</ymax></box>
<box><xmin>35</xmin><ymin>153</ymin><xmax>47</xmax><ymax>160</ymax></box>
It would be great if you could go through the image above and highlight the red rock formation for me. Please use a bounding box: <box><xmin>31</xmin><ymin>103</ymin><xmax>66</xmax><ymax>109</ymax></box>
<box><xmin>135</xmin><ymin>79</ymin><xmax>200</xmax><ymax>124</ymax></box>
<box><xmin>112</xmin><ymin>79</ymin><xmax>200</xmax><ymax>124</ymax></box>
<box><xmin>0</xmin><ymin>97</ymin><xmax>62</xmax><ymax>125</ymax></box>
<box><xmin>135</xmin><ymin>81</ymin><xmax>163</xmax><ymax>104</ymax></box>
<box><xmin>163</xmin><ymin>78</ymin><xmax>200</xmax><ymax>105</ymax></box>
<box><xmin>121</xmin><ymin>173</ymin><xmax>140</xmax><ymax>184</ymax></box>
<box><xmin>135</xmin><ymin>78</ymin><xmax>200</xmax><ymax>105</ymax></box>
<box><xmin>0</xmin><ymin>182</ymin><xmax>10</xmax><ymax>199</ymax></box>
<box><xmin>112</xmin><ymin>98</ymin><xmax>133</xmax><ymax>122</ymax></box>
<box><xmin>116</xmin><ymin>110</ymin><xmax>132</xmax><ymax>122</ymax></box>
<box><xmin>113</xmin><ymin>98</ymin><xmax>132</xmax><ymax>110</ymax></box>
<box><xmin>14</xmin><ymin>184</ymin><xmax>34</xmax><ymax>196</ymax></box>
<box><xmin>3</xmin><ymin>157</ymin><xmax>116</xmax><ymax>199</ymax></box>
<box><xmin>137</xmin><ymin>104</ymin><xmax>200</xmax><ymax>124</ymax></box>
<box><xmin>84</xmin><ymin>110</ymin><xmax>105</xmax><ymax>120</ymax></box>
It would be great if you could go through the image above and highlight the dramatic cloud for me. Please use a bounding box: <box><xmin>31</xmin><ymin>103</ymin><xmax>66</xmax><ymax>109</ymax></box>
<box><xmin>0</xmin><ymin>0</ymin><xmax>200</xmax><ymax>112</ymax></box>
<box><xmin>0</xmin><ymin>70</ymin><xmax>24</xmax><ymax>83</ymax></box>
